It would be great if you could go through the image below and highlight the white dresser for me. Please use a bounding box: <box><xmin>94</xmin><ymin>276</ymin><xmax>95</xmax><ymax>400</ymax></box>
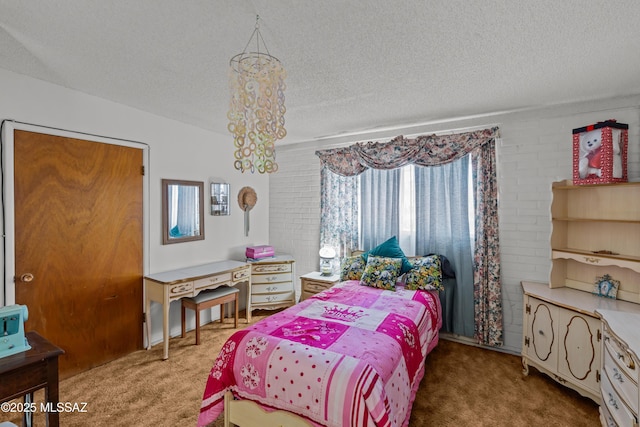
<box><xmin>597</xmin><ymin>310</ymin><xmax>640</xmax><ymax>427</ymax></box>
<box><xmin>247</xmin><ymin>254</ymin><xmax>295</xmax><ymax>319</ymax></box>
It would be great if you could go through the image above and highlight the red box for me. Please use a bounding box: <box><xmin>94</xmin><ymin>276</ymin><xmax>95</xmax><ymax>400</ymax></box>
<box><xmin>572</xmin><ymin>120</ymin><xmax>628</xmax><ymax>185</ymax></box>
<box><xmin>246</xmin><ymin>245</ymin><xmax>274</xmax><ymax>259</ymax></box>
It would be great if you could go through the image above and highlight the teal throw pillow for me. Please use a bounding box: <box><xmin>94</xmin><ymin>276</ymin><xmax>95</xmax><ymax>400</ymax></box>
<box><xmin>362</xmin><ymin>236</ymin><xmax>412</xmax><ymax>274</ymax></box>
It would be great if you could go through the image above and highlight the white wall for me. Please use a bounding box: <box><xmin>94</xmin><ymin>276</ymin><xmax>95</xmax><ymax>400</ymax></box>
<box><xmin>0</xmin><ymin>69</ymin><xmax>271</xmax><ymax>345</ymax></box>
<box><xmin>270</xmin><ymin>94</ymin><xmax>640</xmax><ymax>355</ymax></box>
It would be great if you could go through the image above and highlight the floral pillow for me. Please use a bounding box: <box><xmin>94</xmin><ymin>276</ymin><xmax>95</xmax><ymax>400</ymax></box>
<box><xmin>405</xmin><ymin>255</ymin><xmax>443</xmax><ymax>291</ymax></box>
<box><xmin>360</xmin><ymin>255</ymin><xmax>403</xmax><ymax>290</ymax></box>
<box><xmin>340</xmin><ymin>255</ymin><xmax>366</xmax><ymax>281</ymax></box>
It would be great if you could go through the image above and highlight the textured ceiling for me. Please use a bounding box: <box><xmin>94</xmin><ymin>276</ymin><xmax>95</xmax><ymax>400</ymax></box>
<box><xmin>1</xmin><ymin>0</ymin><xmax>639</xmax><ymax>145</ymax></box>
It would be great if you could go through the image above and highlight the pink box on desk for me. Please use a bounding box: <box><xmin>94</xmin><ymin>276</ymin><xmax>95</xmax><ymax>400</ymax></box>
<box><xmin>572</xmin><ymin>120</ymin><xmax>628</xmax><ymax>185</ymax></box>
<box><xmin>246</xmin><ymin>245</ymin><xmax>274</xmax><ymax>259</ymax></box>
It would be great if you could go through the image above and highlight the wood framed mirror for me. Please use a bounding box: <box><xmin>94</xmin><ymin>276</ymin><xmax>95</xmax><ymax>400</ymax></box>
<box><xmin>161</xmin><ymin>179</ymin><xmax>204</xmax><ymax>244</ymax></box>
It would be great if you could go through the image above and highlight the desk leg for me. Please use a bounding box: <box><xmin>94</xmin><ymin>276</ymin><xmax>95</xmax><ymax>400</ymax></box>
<box><xmin>162</xmin><ymin>299</ymin><xmax>170</xmax><ymax>360</ymax></box>
<box><xmin>246</xmin><ymin>280</ymin><xmax>252</xmax><ymax>324</ymax></box>
<box><xmin>145</xmin><ymin>296</ymin><xmax>152</xmax><ymax>351</ymax></box>
<box><xmin>44</xmin><ymin>356</ymin><xmax>60</xmax><ymax>427</ymax></box>
<box><xmin>23</xmin><ymin>393</ymin><xmax>32</xmax><ymax>427</ymax></box>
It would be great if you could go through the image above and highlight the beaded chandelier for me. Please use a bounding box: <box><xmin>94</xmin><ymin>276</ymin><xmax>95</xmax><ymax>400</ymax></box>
<box><xmin>228</xmin><ymin>15</ymin><xmax>286</xmax><ymax>174</ymax></box>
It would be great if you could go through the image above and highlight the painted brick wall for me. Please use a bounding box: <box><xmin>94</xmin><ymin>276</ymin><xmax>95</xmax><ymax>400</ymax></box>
<box><xmin>270</xmin><ymin>95</ymin><xmax>640</xmax><ymax>354</ymax></box>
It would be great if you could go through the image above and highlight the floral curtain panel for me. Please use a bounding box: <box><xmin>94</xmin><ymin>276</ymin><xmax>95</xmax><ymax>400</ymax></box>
<box><xmin>319</xmin><ymin>167</ymin><xmax>359</xmax><ymax>262</ymax></box>
<box><xmin>316</xmin><ymin>127</ymin><xmax>503</xmax><ymax>347</ymax></box>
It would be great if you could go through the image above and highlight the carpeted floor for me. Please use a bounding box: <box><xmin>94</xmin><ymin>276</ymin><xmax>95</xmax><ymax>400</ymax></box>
<box><xmin>3</xmin><ymin>311</ymin><xmax>599</xmax><ymax>426</ymax></box>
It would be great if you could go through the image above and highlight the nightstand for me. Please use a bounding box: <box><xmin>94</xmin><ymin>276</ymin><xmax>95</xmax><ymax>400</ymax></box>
<box><xmin>300</xmin><ymin>272</ymin><xmax>340</xmax><ymax>301</ymax></box>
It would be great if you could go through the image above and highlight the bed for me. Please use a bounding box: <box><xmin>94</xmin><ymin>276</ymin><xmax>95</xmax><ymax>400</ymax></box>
<box><xmin>198</xmin><ymin>277</ymin><xmax>442</xmax><ymax>427</ymax></box>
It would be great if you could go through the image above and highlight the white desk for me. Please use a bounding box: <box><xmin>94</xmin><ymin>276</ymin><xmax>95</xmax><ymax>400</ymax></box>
<box><xmin>144</xmin><ymin>260</ymin><xmax>251</xmax><ymax>359</ymax></box>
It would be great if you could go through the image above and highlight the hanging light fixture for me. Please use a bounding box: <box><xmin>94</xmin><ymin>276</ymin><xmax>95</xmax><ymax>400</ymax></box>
<box><xmin>228</xmin><ymin>15</ymin><xmax>286</xmax><ymax>174</ymax></box>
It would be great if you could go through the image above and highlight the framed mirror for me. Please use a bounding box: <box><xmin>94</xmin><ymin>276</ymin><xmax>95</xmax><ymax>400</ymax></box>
<box><xmin>161</xmin><ymin>179</ymin><xmax>204</xmax><ymax>244</ymax></box>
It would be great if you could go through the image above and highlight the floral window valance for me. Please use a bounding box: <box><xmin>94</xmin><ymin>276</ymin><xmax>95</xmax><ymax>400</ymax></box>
<box><xmin>316</xmin><ymin>127</ymin><xmax>500</xmax><ymax>176</ymax></box>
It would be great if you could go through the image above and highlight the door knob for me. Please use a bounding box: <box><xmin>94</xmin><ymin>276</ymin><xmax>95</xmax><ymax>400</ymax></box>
<box><xmin>19</xmin><ymin>273</ymin><xmax>34</xmax><ymax>283</ymax></box>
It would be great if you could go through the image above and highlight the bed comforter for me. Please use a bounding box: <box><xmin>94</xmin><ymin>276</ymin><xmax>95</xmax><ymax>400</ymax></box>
<box><xmin>198</xmin><ymin>280</ymin><xmax>442</xmax><ymax>427</ymax></box>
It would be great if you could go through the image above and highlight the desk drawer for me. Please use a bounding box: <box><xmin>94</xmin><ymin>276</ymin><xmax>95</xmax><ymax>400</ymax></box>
<box><xmin>252</xmin><ymin>272</ymin><xmax>292</xmax><ymax>284</ymax></box>
<box><xmin>169</xmin><ymin>281</ymin><xmax>194</xmax><ymax>297</ymax></box>
<box><xmin>194</xmin><ymin>273</ymin><xmax>232</xmax><ymax>290</ymax></box>
<box><xmin>252</xmin><ymin>291</ymin><xmax>295</xmax><ymax>305</ymax></box>
<box><xmin>252</xmin><ymin>263</ymin><xmax>292</xmax><ymax>274</ymax></box>
<box><xmin>233</xmin><ymin>267</ymin><xmax>251</xmax><ymax>282</ymax></box>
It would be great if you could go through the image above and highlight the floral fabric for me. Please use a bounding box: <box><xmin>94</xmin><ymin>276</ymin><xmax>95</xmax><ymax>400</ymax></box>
<box><xmin>340</xmin><ymin>255</ymin><xmax>366</xmax><ymax>281</ymax></box>
<box><xmin>405</xmin><ymin>255</ymin><xmax>443</xmax><ymax>291</ymax></box>
<box><xmin>315</xmin><ymin>127</ymin><xmax>499</xmax><ymax>176</ymax></box>
<box><xmin>319</xmin><ymin>168</ymin><xmax>359</xmax><ymax>263</ymax></box>
<box><xmin>360</xmin><ymin>255</ymin><xmax>403</xmax><ymax>290</ymax></box>
<box><xmin>472</xmin><ymin>141</ymin><xmax>503</xmax><ymax>347</ymax></box>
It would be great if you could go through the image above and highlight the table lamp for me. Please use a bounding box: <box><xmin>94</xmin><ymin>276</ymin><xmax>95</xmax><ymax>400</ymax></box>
<box><xmin>319</xmin><ymin>246</ymin><xmax>336</xmax><ymax>276</ymax></box>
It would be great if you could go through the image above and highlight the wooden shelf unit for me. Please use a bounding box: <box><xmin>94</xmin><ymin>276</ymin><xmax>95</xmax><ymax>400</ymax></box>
<box><xmin>550</xmin><ymin>181</ymin><xmax>640</xmax><ymax>302</ymax></box>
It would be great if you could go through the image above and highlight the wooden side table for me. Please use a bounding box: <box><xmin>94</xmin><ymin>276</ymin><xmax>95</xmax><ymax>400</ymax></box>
<box><xmin>0</xmin><ymin>331</ymin><xmax>64</xmax><ymax>427</ymax></box>
<box><xmin>300</xmin><ymin>272</ymin><xmax>340</xmax><ymax>301</ymax></box>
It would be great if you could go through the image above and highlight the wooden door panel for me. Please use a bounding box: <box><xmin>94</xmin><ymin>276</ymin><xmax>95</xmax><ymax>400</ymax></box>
<box><xmin>13</xmin><ymin>130</ymin><xmax>143</xmax><ymax>378</ymax></box>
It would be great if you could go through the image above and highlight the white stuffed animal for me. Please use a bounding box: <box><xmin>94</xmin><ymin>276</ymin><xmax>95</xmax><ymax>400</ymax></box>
<box><xmin>578</xmin><ymin>130</ymin><xmax>602</xmax><ymax>179</ymax></box>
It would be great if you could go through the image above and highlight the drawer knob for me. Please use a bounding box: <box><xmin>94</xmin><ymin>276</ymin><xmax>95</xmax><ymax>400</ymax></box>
<box><xmin>608</xmin><ymin>393</ymin><xmax>619</xmax><ymax>410</ymax></box>
<box><xmin>612</xmin><ymin>367</ymin><xmax>624</xmax><ymax>383</ymax></box>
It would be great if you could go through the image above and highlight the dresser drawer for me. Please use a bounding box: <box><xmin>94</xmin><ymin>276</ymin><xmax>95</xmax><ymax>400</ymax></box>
<box><xmin>601</xmin><ymin>369</ymin><xmax>636</xmax><ymax>427</ymax></box>
<box><xmin>252</xmin><ymin>263</ymin><xmax>292</xmax><ymax>274</ymax></box>
<box><xmin>252</xmin><ymin>291</ymin><xmax>295</xmax><ymax>305</ymax></box>
<box><xmin>599</xmin><ymin>404</ymin><xmax>617</xmax><ymax>427</ymax></box>
<box><xmin>252</xmin><ymin>272</ymin><xmax>292</xmax><ymax>284</ymax></box>
<box><xmin>169</xmin><ymin>281</ymin><xmax>194</xmax><ymax>297</ymax></box>
<box><xmin>604</xmin><ymin>329</ymin><xmax>638</xmax><ymax>381</ymax></box>
<box><xmin>252</xmin><ymin>282</ymin><xmax>293</xmax><ymax>294</ymax></box>
<box><xmin>604</xmin><ymin>343</ymin><xmax>639</xmax><ymax>414</ymax></box>
<box><xmin>194</xmin><ymin>273</ymin><xmax>232</xmax><ymax>290</ymax></box>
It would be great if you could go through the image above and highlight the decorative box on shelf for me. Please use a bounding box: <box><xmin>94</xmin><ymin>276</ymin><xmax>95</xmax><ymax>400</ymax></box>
<box><xmin>572</xmin><ymin>119</ymin><xmax>628</xmax><ymax>185</ymax></box>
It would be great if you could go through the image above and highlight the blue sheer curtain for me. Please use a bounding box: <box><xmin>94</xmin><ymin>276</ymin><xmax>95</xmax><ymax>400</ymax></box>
<box><xmin>414</xmin><ymin>157</ymin><xmax>474</xmax><ymax>337</ymax></box>
<box><xmin>360</xmin><ymin>168</ymin><xmax>401</xmax><ymax>250</ymax></box>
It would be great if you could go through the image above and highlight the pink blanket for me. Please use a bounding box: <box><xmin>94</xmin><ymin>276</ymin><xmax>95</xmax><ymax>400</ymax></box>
<box><xmin>198</xmin><ymin>280</ymin><xmax>441</xmax><ymax>427</ymax></box>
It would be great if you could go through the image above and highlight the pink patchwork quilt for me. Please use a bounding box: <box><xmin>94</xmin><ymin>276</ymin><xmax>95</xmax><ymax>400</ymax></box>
<box><xmin>198</xmin><ymin>280</ymin><xmax>442</xmax><ymax>427</ymax></box>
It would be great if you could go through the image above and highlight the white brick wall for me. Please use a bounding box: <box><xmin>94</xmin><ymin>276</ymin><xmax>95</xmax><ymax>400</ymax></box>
<box><xmin>270</xmin><ymin>95</ymin><xmax>640</xmax><ymax>354</ymax></box>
